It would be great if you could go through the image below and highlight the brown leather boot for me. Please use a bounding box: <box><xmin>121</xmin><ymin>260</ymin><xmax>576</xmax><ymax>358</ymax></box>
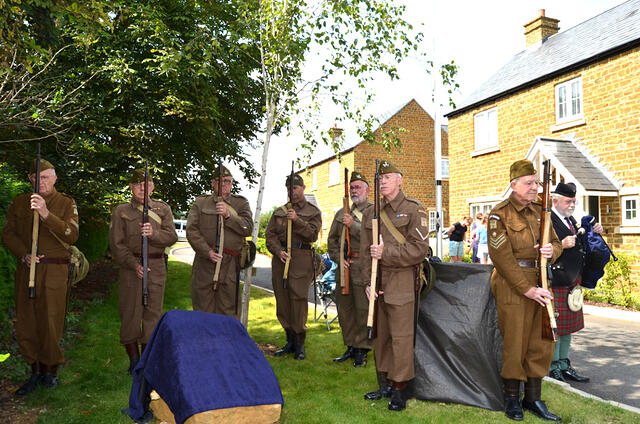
<box><xmin>124</xmin><ymin>343</ymin><xmax>140</xmax><ymax>374</ymax></box>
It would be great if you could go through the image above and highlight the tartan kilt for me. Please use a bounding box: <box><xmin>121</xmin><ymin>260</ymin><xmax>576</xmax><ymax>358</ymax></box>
<box><xmin>552</xmin><ymin>284</ymin><xmax>584</xmax><ymax>336</ymax></box>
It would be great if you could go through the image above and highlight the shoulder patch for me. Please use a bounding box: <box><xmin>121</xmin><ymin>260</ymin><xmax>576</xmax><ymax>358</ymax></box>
<box><xmin>489</xmin><ymin>214</ymin><xmax>501</xmax><ymax>221</ymax></box>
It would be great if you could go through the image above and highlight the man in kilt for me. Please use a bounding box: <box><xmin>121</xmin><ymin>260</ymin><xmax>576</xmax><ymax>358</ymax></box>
<box><xmin>548</xmin><ymin>182</ymin><xmax>602</xmax><ymax>383</ymax></box>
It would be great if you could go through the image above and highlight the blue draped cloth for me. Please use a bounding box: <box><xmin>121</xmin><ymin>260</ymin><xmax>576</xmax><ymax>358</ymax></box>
<box><xmin>124</xmin><ymin>310</ymin><xmax>283</xmax><ymax>424</ymax></box>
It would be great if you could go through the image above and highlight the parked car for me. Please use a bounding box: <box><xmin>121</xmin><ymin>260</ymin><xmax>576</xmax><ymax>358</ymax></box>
<box><xmin>174</xmin><ymin>219</ymin><xmax>187</xmax><ymax>241</ymax></box>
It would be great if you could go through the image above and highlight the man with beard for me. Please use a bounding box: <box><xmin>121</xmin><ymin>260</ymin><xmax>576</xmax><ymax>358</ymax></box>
<box><xmin>327</xmin><ymin>171</ymin><xmax>372</xmax><ymax>367</ymax></box>
<box><xmin>548</xmin><ymin>182</ymin><xmax>602</xmax><ymax>384</ymax></box>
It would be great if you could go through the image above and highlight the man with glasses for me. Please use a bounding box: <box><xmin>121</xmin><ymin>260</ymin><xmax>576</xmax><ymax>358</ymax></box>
<box><xmin>3</xmin><ymin>159</ymin><xmax>79</xmax><ymax>395</ymax></box>
<box><xmin>187</xmin><ymin>165</ymin><xmax>253</xmax><ymax>318</ymax></box>
<box><xmin>110</xmin><ymin>169</ymin><xmax>178</xmax><ymax>374</ymax></box>
<box><xmin>327</xmin><ymin>171</ymin><xmax>373</xmax><ymax>367</ymax></box>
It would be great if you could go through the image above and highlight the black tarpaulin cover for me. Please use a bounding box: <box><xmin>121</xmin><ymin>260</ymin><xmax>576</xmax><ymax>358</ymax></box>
<box><xmin>411</xmin><ymin>262</ymin><xmax>504</xmax><ymax>411</ymax></box>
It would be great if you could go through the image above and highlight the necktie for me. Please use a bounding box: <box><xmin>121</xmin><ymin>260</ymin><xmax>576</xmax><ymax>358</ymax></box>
<box><xmin>565</xmin><ymin>217</ymin><xmax>576</xmax><ymax>235</ymax></box>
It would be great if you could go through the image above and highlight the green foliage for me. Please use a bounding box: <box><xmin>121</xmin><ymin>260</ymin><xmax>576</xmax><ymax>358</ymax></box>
<box><xmin>259</xmin><ymin>206</ymin><xmax>277</xmax><ymax>238</ymax></box>
<box><xmin>313</xmin><ymin>242</ymin><xmax>328</xmax><ymax>255</ymax></box>
<box><xmin>256</xmin><ymin>237</ymin><xmax>271</xmax><ymax>257</ymax></box>
<box><xmin>584</xmin><ymin>253</ymin><xmax>639</xmax><ymax>309</ymax></box>
<box><xmin>75</xmin><ymin>221</ymin><xmax>109</xmax><ymax>263</ymax></box>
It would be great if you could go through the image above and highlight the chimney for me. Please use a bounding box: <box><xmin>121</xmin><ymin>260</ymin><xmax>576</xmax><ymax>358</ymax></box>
<box><xmin>523</xmin><ymin>9</ymin><xmax>559</xmax><ymax>47</ymax></box>
<box><xmin>329</xmin><ymin>123</ymin><xmax>343</xmax><ymax>140</ymax></box>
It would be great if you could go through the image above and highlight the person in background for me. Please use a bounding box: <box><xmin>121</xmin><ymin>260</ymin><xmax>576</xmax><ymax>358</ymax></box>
<box><xmin>448</xmin><ymin>216</ymin><xmax>470</xmax><ymax>262</ymax></box>
<box><xmin>477</xmin><ymin>214</ymin><xmax>491</xmax><ymax>264</ymax></box>
<box><xmin>466</xmin><ymin>212</ymin><xmax>484</xmax><ymax>263</ymax></box>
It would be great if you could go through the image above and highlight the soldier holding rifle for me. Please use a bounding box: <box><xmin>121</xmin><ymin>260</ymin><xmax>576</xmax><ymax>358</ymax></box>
<box><xmin>110</xmin><ymin>169</ymin><xmax>177</xmax><ymax>374</ymax></box>
<box><xmin>360</xmin><ymin>161</ymin><xmax>429</xmax><ymax>411</ymax></box>
<box><xmin>2</xmin><ymin>158</ymin><xmax>79</xmax><ymax>395</ymax></box>
<box><xmin>487</xmin><ymin>160</ymin><xmax>562</xmax><ymax>422</ymax></box>
<box><xmin>187</xmin><ymin>164</ymin><xmax>253</xmax><ymax>318</ymax></box>
<box><xmin>266</xmin><ymin>173</ymin><xmax>321</xmax><ymax>360</ymax></box>
<box><xmin>327</xmin><ymin>170</ymin><xmax>372</xmax><ymax>367</ymax></box>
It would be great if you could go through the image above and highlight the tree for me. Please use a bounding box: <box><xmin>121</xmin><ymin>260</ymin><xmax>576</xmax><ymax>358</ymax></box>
<box><xmin>237</xmin><ymin>0</ymin><xmax>458</xmax><ymax>325</ymax></box>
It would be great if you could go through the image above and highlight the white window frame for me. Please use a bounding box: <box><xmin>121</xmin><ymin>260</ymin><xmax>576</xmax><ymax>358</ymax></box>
<box><xmin>469</xmin><ymin>202</ymin><xmax>497</xmax><ymax>220</ymax></box>
<box><xmin>428</xmin><ymin>211</ymin><xmax>438</xmax><ymax>233</ymax></box>
<box><xmin>312</xmin><ymin>169</ymin><xmax>317</xmax><ymax>191</ymax></box>
<box><xmin>473</xmin><ymin>107</ymin><xmax>498</xmax><ymax>152</ymax></box>
<box><xmin>441</xmin><ymin>157</ymin><xmax>449</xmax><ymax>179</ymax></box>
<box><xmin>328</xmin><ymin>160</ymin><xmax>339</xmax><ymax>186</ymax></box>
<box><xmin>621</xmin><ymin>195</ymin><xmax>640</xmax><ymax>227</ymax></box>
<box><xmin>555</xmin><ymin>76</ymin><xmax>583</xmax><ymax>124</ymax></box>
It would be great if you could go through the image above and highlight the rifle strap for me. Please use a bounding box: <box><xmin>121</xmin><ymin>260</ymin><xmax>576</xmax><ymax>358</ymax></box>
<box><xmin>380</xmin><ymin>210</ymin><xmax>406</xmax><ymax>244</ymax></box>
<box><xmin>135</xmin><ymin>204</ymin><xmax>162</xmax><ymax>224</ymax></box>
<box><xmin>352</xmin><ymin>207</ymin><xmax>363</xmax><ymax>222</ymax></box>
<box><xmin>339</xmin><ymin>225</ymin><xmax>346</xmax><ymax>288</ymax></box>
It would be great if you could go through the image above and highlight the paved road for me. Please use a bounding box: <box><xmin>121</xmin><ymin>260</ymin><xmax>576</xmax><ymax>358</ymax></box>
<box><xmin>170</xmin><ymin>245</ymin><xmax>640</xmax><ymax>409</ymax></box>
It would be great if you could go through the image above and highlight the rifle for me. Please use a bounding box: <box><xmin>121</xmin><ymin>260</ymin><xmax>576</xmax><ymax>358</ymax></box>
<box><xmin>539</xmin><ymin>159</ymin><xmax>558</xmax><ymax>341</ymax></box>
<box><xmin>141</xmin><ymin>161</ymin><xmax>149</xmax><ymax>307</ymax></box>
<box><xmin>28</xmin><ymin>143</ymin><xmax>41</xmax><ymax>299</ymax></box>
<box><xmin>340</xmin><ymin>168</ymin><xmax>351</xmax><ymax>295</ymax></box>
<box><xmin>212</xmin><ymin>158</ymin><xmax>224</xmax><ymax>291</ymax></box>
<box><xmin>366</xmin><ymin>160</ymin><xmax>380</xmax><ymax>340</ymax></box>
<box><xmin>283</xmin><ymin>161</ymin><xmax>294</xmax><ymax>289</ymax></box>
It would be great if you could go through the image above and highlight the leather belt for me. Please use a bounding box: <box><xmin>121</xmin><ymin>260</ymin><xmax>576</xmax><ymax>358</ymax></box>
<box><xmin>134</xmin><ymin>253</ymin><xmax>164</xmax><ymax>259</ymax></box>
<box><xmin>517</xmin><ymin>259</ymin><xmax>538</xmax><ymax>268</ymax></box>
<box><xmin>39</xmin><ymin>257</ymin><xmax>70</xmax><ymax>264</ymax></box>
<box><xmin>350</xmin><ymin>252</ymin><xmax>361</xmax><ymax>258</ymax></box>
<box><xmin>280</xmin><ymin>241</ymin><xmax>312</xmax><ymax>250</ymax></box>
<box><xmin>207</xmin><ymin>244</ymin><xmax>240</xmax><ymax>257</ymax></box>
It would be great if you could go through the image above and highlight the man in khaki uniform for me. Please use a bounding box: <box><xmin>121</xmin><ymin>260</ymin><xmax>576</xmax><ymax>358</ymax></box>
<box><xmin>327</xmin><ymin>170</ymin><xmax>372</xmax><ymax>367</ymax></box>
<box><xmin>187</xmin><ymin>165</ymin><xmax>253</xmax><ymax>318</ymax></box>
<box><xmin>266</xmin><ymin>174</ymin><xmax>321</xmax><ymax>360</ymax></box>
<box><xmin>110</xmin><ymin>169</ymin><xmax>177</xmax><ymax>373</ymax></box>
<box><xmin>2</xmin><ymin>159</ymin><xmax>79</xmax><ymax>395</ymax></box>
<box><xmin>361</xmin><ymin>161</ymin><xmax>430</xmax><ymax>411</ymax></box>
<box><xmin>488</xmin><ymin>159</ymin><xmax>562</xmax><ymax>422</ymax></box>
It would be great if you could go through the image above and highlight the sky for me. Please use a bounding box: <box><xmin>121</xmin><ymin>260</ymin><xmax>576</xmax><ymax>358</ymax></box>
<box><xmin>229</xmin><ymin>0</ymin><xmax>625</xmax><ymax>216</ymax></box>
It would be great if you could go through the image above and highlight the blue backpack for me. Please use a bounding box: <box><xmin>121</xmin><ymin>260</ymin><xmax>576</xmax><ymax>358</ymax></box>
<box><xmin>580</xmin><ymin>215</ymin><xmax>617</xmax><ymax>289</ymax></box>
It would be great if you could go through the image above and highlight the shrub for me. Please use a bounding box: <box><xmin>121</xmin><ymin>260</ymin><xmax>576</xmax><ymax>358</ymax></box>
<box><xmin>76</xmin><ymin>221</ymin><xmax>109</xmax><ymax>263</ymax></box>
<box><xmin>256</xmin><ymin>237</ymin><xmax>271</xmax><ymax>257</ymax></box>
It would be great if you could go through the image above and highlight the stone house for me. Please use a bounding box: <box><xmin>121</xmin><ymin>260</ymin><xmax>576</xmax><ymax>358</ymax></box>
<box><xmin>445</xmin><ymin>2</ymin><xmax>640</xmax><ymax>273</ymax></box>
<box><xmin>302</xmin><ymin>99</ymin><xmax>449</xmax><ymax>244</ymax></box>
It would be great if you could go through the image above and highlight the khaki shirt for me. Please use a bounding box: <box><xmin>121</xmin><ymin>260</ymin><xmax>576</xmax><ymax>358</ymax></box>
<box><xmin>109</xmin><ymin>199</ymin><xmax>178</xmax><ymax>270</ymax></box>
<box><xmin>265</xmin><ymin>198</ymin><xmax>321</xmax><ymax>256</ymax></box>
<box><xmin>360</xmin><ymin>191</ymin><xmax>430</xmax><ymax>305</ymax></box>
<box><xmin>186</xmin><ymin>194</ymin><xmax>253</xmax><ymax>257</ymax></box>
<box><xmin>327</xmin><ymin>201</ymin><xmax>371</xmax><ymax>283</ymax></box>
<box><xmin>488</xmin><ymin>194</ymin><xmax>562</xmax><ymax>295</ymax></box>
<box><xmin>2</xmin><ymin>188</ymin><xmax>79</xmax><ymax>259</ymax></box>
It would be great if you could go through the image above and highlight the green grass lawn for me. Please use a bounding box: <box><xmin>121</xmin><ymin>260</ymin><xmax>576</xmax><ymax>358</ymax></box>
<box><xmin>16</xmin><ymin>259</ymin><xmax>640</xmax><ymax>423</ymax></box>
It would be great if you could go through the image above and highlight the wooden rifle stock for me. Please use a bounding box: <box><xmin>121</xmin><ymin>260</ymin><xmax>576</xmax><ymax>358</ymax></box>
<box><xmin>539</xmin><ymin>159</ymin><xmax>558</xmax><ymax>341</ymax></box>
<box><xmin>213</xmin><ymin>158</ymin><xmax>224</xmax><ymax>290</ymax></box>
<box><xmin>340</xmin><ymin>168</ymin><xmax>351</xmax><ymax>295</ymax></box>
<box><xmin>141</xmin><ymin>161</ymin><xmax>150</xmax><ymax>307</ymax></box>
<box><xmin>28</xmin><ymin>143</ymin><xmax>41</xmax><ymax>299</ymax></box>
<box><xmin>283</xmin><ymin>161</ymin><xmax>294</xmax><ymax>289</ymax></box>
<box><xmin>367</xmin><ymin>160</ymin><xmax>380</xmax><ymax>340</ymax></box>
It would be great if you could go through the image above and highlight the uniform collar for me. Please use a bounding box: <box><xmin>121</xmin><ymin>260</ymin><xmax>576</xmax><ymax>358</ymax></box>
<box><xmin>508</xmin><ymin>193</ymin><xmax>536</xmax><ymax>212</ymax></box>
<box><xmin>292</xmin><ymin>197</ymin><xmax>307</xmax><ymax>208</ymax></box>
<box><xmin>382</xmin><ymin>190</ymin><xmax>405</xmax><ymax>212</ymax></box>
<box><xmin>41</xmin><ymin>187</ymin><xmax>57</xmax><ymax>200</ymax></box>
<box><xmin>352</xmin><ymin>200</ymin><xmax>371</xmax><ymax>212</ymax></box>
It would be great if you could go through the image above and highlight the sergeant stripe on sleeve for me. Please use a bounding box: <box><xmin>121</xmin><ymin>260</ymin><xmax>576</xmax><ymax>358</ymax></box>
<box><xmin>489</xmin><ymin>234</ymin><xmax>506</xmax><ymax>249</ymax></box>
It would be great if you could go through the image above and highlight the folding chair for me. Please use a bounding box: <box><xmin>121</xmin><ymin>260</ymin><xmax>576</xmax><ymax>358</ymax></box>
<box><xmin>314</xmin><ymin>255</ymin><xmax>338</xmax><ymax>330</ymax></box>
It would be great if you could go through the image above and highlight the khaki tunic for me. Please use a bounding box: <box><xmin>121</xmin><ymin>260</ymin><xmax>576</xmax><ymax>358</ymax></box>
<box><xmin>360</xmin><ymin>191</ymin><xmax>429</xmax><ymax>382</ymax></box>
<box><xmin>186</xmin><ymin>194</ymin><xmax>253</xmax><ymax>318</ymax></box>
<box><xmin>2</xmin><ymin>188</ymin><xmax>79</xmax><ymax>366</ymax></box>
<box><xmin>327</xmin><ymin>201</ymin><xmax>372</xmax><ymax>350</ymax></box>
<box><xmin>265</xmin><ymin>198</ymin><xmax>321</xmax><ymax>334</ymax></box>
<box><xmin>110</xmin><ymin>199</ymin><xmax>177</xmax><ymax>344</ymax></box>
<box><xmin>488</xmin><ymin>194</ymin><xmax>562</xmax><ymax>381</ymax></box>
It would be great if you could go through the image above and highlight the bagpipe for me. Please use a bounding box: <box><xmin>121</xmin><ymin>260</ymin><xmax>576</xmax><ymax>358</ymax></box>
<box><xmin>579</xmin><ymin>215</ymin><xmax>617</xmax><ymax>289</ymax></box>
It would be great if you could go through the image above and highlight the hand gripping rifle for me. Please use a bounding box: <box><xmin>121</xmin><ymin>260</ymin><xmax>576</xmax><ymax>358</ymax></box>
<box><xmin>340</xmin><ymin>168</ymin><xmax>351</xmax><ymax>295</ymax></box>
<box><xmin>212</xmin><ymin>158</ymin><xmax>225</xmax><ymax>291</ymax></box>
<box><xmin>141</xmin><ymin>161</ymin><xmax>150</xmax><ymax>307</ymax></box>
<box><xmin>366</xmin><ymin>160</ymin><xmax>380</xmax><ymax>340</ymax></box>
<box><xmin>28</xmin><ymin>143</ymin><xmax>41</xmax><ymax>299</ymax></box>
<box><xmin>283</xmin><ymin>162</ymin><xmax>294</xmax><ymax>289</ymax></box>
<box><xmin>539</xmin><ymin>159</ymin><xmax>558</xmax><ymax>341</ymax></box>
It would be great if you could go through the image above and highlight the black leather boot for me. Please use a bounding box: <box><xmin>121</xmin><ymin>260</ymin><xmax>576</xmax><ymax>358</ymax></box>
<box><xmin>548</xmin><ymin>368</ymin><xmax>565</xmax><ymax>382</ymax></box>
<box><xmin>561</xmin><ymin>359</ymin><xmax>589</xmax><ymax>382</ymax></box>
<box><xmin>333</xmin><ymin>346</ymin><xmax>353</xmax><ymax>362</ymax></box>
<box><xmin>503</xmin><ymin>378</ymin><xmax>523</xmax><ymax>421</ymax></box>
<box><xmin>40</xmin><ymin>364</ymin><xmax>58</xmax><ymax>389</ymax></box>
<box><xmin>522</xmin><ymin>378</ymin><xmax>561</xmax><ymax>422</ymax></box>
<box><xmin>293</xmin><ymin>332</ymin><xmax>306</xmax><ymax>360</ymax></box>
<box><xmin>388</xmin><ymin>382</ymin><xmax>407</xmax><ymax>411</ymax></box>
<box><xmin>125</xmin><ymin>343</ymin><xmax>140</xmax><ymax>374</ymax></box>
<box><xmin>274</xmin><ymin>329</ymin><xmax>295</xmax><ymax>357</ymax></box>
<box><xmin>364</xmin><ymin>372</ymin><xmax>392</xmax><ymax>400</ymax></box>
<box><xmin>353</xmin><ymin>348</ymin><xmax>368</xmax><ymax>367</ymax></box>
<box><xmin>15</xmin><ymin>362</ymin><xmax>41</xmax><ymax>396</ymax></box>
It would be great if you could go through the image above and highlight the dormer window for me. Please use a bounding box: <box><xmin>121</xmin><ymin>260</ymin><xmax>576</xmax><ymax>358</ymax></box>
<box><xmin>555</xmin><ymin>77</ymin><xmax>582</xmax><ymax>124</ymax></box>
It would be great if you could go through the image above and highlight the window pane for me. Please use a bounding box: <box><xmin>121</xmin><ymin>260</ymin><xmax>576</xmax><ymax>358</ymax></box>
<box><xmin>571</xmin><ymin>80</ymin><xmax>581</xmax><ymax>115</ymax></box>
<box><xmin>558</xmin><ymin>86</ymin><xmax>566</xmax><ymax>119</ymax></box>
<box><xmin>441</xmin><ymin>158</ymin><xmax>449</xmax><ymax>178</ymax></box>
<box><xmin>488</xmin><ymin>109</ymin><xmax>498</xmax><ymax>147</ymax></box>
